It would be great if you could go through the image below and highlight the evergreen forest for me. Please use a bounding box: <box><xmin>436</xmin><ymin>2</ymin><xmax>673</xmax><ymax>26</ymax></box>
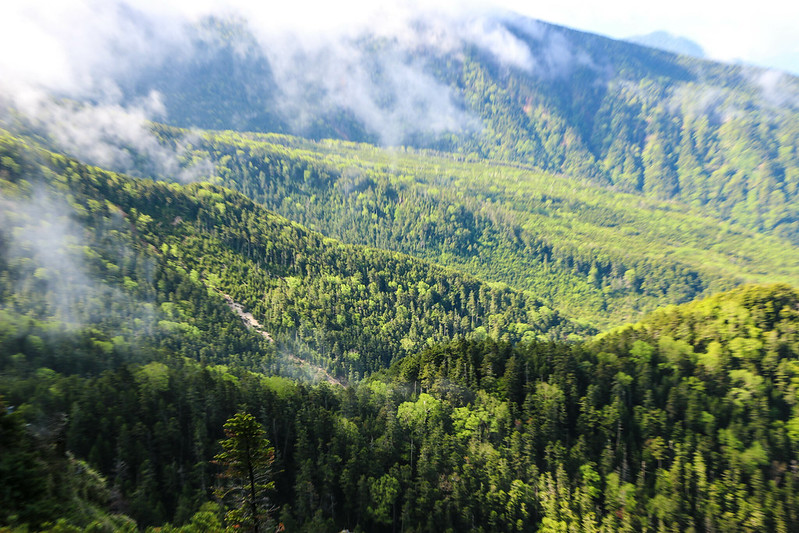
<box><xmin>2</xmin><ymin>5</ymin><xmax>799</xmax><ymax>532</ymax></box>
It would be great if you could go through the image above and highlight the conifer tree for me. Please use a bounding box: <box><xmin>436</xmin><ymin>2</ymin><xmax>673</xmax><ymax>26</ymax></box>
<box><xmin>214</xmin><ymin>412</ymin><xmax>276</xmax><ymax>533</ymax></box>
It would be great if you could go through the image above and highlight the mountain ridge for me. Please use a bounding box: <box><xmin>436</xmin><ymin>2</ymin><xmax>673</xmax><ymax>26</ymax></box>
<box><xmin>18</xmin><ymin>8</ymin><xmax>799</xmax><ymax>252</ymax></box>
<box><xmin>3</xmin><ymin>6</ymin><xmax>799</xmax><ymax>531</ymax></box>
<box><xmin>624</xmin><ymin>30</ymin><xmax>706</xmax><ymax>58</ymax></box>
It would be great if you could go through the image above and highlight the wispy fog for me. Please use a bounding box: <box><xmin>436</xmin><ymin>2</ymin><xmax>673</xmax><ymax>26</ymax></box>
<box><xmin>0</xmin><ymin>186</ymin><xmax>156</xmax><ymax>332</ymax></box>
<box><xmin>0</xmin><ymin>88</ymin><xmax>213</xmax><ymax>182</ymax></box>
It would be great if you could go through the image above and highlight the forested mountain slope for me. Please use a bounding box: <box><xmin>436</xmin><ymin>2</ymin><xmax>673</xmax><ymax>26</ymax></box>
<box><xmin>113</xmin><ymin>11</ymin><xmax>799</xmax><ymax>246</ymax></box>
<box><xmin>0</xmin><ymin>130</ymin><xmax>584</xmax><ymax>381</ymax></box>
<box><xmin>379</xmin><ymin>283</ymin><xmax>799</xmax><ymax>532</ymax></box>
<box><xmin>3</xmin><ymin>7</ymin><xmax>799</xmax><ymax>531</ymax></box>
<box><xmin>162</xmin><ymin>126</ymin><xmax>799</xmax><ymax>328</ymax></box>
<box><xmin>5</xmin><ymin>241</ymin><xmax>799</xmax><ymax>530</ymax></box>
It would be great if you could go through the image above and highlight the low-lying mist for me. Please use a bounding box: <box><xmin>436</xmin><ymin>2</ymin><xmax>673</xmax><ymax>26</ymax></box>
<box><xmin>0</xmin><ymin>0</ymin><xmax>612</xmax><ymax>170</ymax></box>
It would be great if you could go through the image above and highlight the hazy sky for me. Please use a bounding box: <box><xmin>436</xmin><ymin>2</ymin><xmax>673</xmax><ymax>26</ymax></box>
<box><xmin>502</xmin><ymin>0</ymin><xmax>799</xmax><ymax>75</ymax></box>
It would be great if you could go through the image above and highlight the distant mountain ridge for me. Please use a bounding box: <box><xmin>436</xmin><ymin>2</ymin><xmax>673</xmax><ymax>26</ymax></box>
<box><xmin>107</xmin><ymin>11</ymin><xmax>799</xmax><ymax>249</ymax></box>
<box><xmin>625</xmin><ymin>30</ymin><xmax>706</xmax><ymax>58</ymax></box>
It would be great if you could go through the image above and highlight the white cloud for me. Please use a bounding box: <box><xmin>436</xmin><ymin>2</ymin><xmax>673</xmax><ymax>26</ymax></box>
<box><xmin>0</xmin><ymin>186</ymin><xmax>157</xmax><ymax>331</ymax></box>
<box><xmin>3</xmin><ymin>0</ymin><xmax>798</xmax><ymax>83</ymax></box>
<box><xmin>462</xmin><ymin>16</ymin><xmax>535</xmax><ymax>70</ymax></box>
<box><xmin>0</xmin><ymin>87</ymin><xmax>212</xmax><ymax>182</ymax></box>
<box><xmin>0</xmin><ymin>0</ymin><xmax>190</xmax><ymax>98</ymax></box>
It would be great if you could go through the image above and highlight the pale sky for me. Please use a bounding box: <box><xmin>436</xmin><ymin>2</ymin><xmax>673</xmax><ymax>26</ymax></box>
<box><xmin>500</xmin><ymin>0</ymin><xmax>799</xmax><ymax>75</ymax></box>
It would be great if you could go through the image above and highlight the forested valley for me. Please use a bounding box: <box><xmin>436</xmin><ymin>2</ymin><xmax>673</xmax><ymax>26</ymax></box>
<box><xmin>3</xmin><ymin>5</ymin><xmax>799</xmax><ymax>532</ymax></box>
